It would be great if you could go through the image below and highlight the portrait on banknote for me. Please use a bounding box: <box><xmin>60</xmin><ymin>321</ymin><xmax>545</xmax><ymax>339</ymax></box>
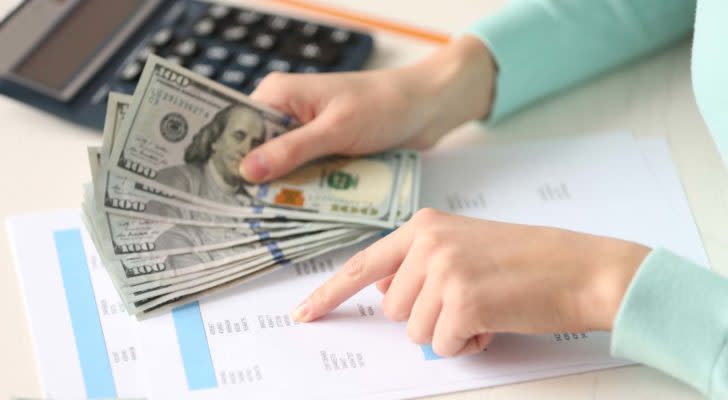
<box><xmin>154</xmin><ymin>104</ymin><xmax>266</xmax><ymax>204</ymax></box>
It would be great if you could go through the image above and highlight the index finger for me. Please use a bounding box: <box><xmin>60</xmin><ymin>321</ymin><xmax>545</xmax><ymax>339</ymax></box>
<box><xmin>291</xmin><ymin>224</ymin><xmax>415</xmax><ymax>322</ymax></box>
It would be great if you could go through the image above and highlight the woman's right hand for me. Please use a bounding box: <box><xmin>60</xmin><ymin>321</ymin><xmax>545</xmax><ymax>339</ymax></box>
<box><xmin>239</xmin><ymin>35</ymin><xmax>496</xmax><ymax>183</ymax></box>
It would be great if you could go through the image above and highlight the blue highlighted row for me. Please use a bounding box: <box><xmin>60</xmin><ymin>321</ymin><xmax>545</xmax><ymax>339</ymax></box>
<box><xmin>54</xmin><ymin>229</ymin><xmax>117</xmax><ymax>399</ymax></box>
<box><xmin>172</xmin><ymin>302</ymin><xmax>218</xmax><ymax>390</ymax></box>
<box><xmin>421</xmin><ymin>344</ymin><xmax>442</xmax><ymax>360</ymax></box>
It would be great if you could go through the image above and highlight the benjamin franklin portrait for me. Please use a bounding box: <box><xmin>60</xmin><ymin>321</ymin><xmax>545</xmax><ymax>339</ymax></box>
<box><xmin>143</xmin><ymin>104</ymin><xmax>269</xmax><ymax>264</ymax></box>
<box><xmin>155</xmin><ymin>103</ymin><xmax>267</xmax><ymax>205</ymax></box>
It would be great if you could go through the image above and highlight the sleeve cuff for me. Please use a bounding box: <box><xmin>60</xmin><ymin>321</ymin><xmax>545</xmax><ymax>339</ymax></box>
<box><xmin>611</xmin><ymin>247</ymin><xmax>728</xmax><ymax>397</ymax></box>
<box><xmin>463</xmin><ymin>4</ymin><xmax>545</xmax><ymax>123</ymax></box>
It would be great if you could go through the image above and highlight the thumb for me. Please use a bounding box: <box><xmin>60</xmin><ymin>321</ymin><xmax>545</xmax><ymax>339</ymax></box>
<box><xmin>239</xmin><ymin>116</ymin><xmax>335</xmax><ymax>182</ymax></box>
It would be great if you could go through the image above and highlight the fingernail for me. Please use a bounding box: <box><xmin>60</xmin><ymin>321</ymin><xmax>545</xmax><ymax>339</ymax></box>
<box><xmin>240</xmin><ymin>152</ymin><xmax>270</xmax><ymax>182</ymax></box>
<box><xmin>291</xmin><ymin>298</ymin><xmax>311</xmax><ymax>322</ymax></box>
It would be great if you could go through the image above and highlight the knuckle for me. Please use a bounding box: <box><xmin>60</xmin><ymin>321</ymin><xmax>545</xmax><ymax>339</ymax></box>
<box><xmin>412</xmin><ymin>208</ymin><xmax>443</xmax><ymax>225</ymax></box>
<box><xmin>433</xmin><ymin>246</ymin><xmax>458</xmax><ymax>265</ymax></box>
<box><xmin>415</xmin><ymin>229</ymin><xmax>449</xmax><ymax>254</ymax></box>
<box><xmin>446</xmin><ymin>286</ymin><xmax>480</xmax><ymax>322</ymax></box>
<box><xmin>448</xmin><ymin>288</ymin><xmax>471</xmax><ymax>313</ymax></box>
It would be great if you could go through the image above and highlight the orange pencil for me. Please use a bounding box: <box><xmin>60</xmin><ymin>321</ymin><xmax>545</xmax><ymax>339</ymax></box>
<box><xmin>267</xmin><ymin>0</ymin><xmax>451</xmax><ymax>45</ymax></box>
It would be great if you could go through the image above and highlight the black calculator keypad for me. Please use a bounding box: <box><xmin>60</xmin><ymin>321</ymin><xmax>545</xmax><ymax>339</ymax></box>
<box><xmin>113</xmin><ymin>1</ymin><xmax>373</xmax><ymax>97</ymax></box>
<box><xmin>0</xmin><ymin>0</ymin><xmax>373</xmax><ymax>130</ymax></box>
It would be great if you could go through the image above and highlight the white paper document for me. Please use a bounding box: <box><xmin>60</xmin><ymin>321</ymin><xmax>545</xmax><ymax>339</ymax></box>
<box><xmin>7</xmin><ymin>133</ymin><xmax>709</xmax><ymax>400</ymax></box>
<box><xmin>7</xmin><ymin>210</ymin><xmax>143</xmax><ymax>400</ymax></box>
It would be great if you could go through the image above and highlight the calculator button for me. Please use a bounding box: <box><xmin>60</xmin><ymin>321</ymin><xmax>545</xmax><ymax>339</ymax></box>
<box><xmin>221</xmin><ymin>25</ymin><xmax>248</xmax><ymax>42</ymax></box>
<box><xmin>280</xmin><ymin>40</ymin><xmax>340</xmax><ymax>65</ymax></box>
<box><xmin>300</xmin><ymin>43</ymin><xmax>322</xmax><ymax>60</ymax></box>
<box><xmin>190</xmin><ymin>63</ymin><xmax>217</xmax><ymax>79</ymax></box>
<box><xmin>165</xmin><ymin>55</ymin><xmax>184</xmax><ymax>65</ymax></box>
<box><xmin>236</xmin><ymin>53</ymin><xmax>261</xmax><ymax>69</ymax></box>
<box><xmin>266</xmin><ymin>58</ymin><xmax>292</xmax><ymax>73</ymax></box>
<box><xmin>205</xmin><ymin>46</ymin><xmax>230</xmax><ymax>62</ymax></box>
<box><xmin>219</xmin><ymin>69</ymin><xmax>248</xmax><ymax>87</ymax></box>
<box><xmin>136</xmin><ymin>45</ymin><xmax>157</xmax><ymax>63</ymax></box>
<box><xmin>151</xmin><ymin>28</ymin><xmax>174</xmax><ymax>47</ymax></box>
<box><xmin>295</xmin><ymin>64</ymin><xmax>322</xmax><ymax>73</ymax></box>
<box><xmin>207</xmin><ymin>4</ymin><xmax>231</xmax><ymax>20</ymax></box>
<box><xmin>299</xmin><ymin>23</ymin><xmax>320</xmax><ymax>38</ymax></box>
<box><xmin>267</xmin><ymin>16</ymin><xmax>291</xmax><ymax>32</ymax></box>
<box><xmin>236</xmin><ymin>9</ymin><xmax>263</xmax><ymax>25</ymax></box>
<box><xmin>173</xmin><ymin>39</ymin><xmax>199</xmax><ymax>58</ymax></box>
<box><xmin>329</xmin><ymin>29</ymin><xmax>351</xmax><ymax>44</ymax></box>
<box><xmin>119</xmin><ymin>61</ymin><xmax>142</xmax><ymax>81</ymax></box>
<box><xmin>192</xmin><ymin>18</ymin><xmax>216</xmax><ymax>37</ymax></box>
<box><xmin>251</xmin><ymin>33</ymin><xmax>277</xmax><ymax>51</ymax></box>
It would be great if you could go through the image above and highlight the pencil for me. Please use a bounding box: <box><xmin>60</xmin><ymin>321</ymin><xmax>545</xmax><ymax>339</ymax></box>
<box><xmin>267</xmin><ymin>0</ymin><xmax>451</xmax><ymax>45</ymax></box>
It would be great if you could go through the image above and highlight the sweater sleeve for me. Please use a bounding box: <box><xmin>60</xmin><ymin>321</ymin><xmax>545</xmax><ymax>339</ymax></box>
<box><xmin>464</xmin><ymin>0</ymin><xmax>696</xmax><ymax>122</ymax></box>
<box><xmin>611</xmin><ymin>248</ymin><xmax>728</xmax><ymax>399</ymax></box>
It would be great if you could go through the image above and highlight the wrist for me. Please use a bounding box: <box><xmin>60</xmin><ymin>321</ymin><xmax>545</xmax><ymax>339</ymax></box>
<box><xmin>397</xmin><ymin>36</ymin><xmax>496</xmax><ymax>144</ymax></box>
<box><xmin>585</xmin><ymin>241</ymin><xmax>650</xmax><ymax>331</ymax></box>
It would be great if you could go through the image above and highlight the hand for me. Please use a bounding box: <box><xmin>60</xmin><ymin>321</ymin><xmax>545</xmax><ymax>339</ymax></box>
<box><xmin>291</xmin><ymin>209</ymin><xmax>650</xmax><ymax>357</ymax></box>
<box><xmin>239</xmin><ymin>36</ymin><xmax>496</xmax><ymax>182</ymax></box>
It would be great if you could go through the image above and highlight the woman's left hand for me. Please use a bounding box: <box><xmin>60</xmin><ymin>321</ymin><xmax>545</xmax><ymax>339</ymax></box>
<box><xmin>291</xmin><ymin>208</ymin><xmax>650</xmax><ymax>357</ymax></box>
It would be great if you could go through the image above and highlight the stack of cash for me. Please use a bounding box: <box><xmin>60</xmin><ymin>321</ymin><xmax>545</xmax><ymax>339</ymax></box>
<box><xmin>83</xmin><ymin>55</ymin><xmax>420</xmax><ymax>317</ymax></box>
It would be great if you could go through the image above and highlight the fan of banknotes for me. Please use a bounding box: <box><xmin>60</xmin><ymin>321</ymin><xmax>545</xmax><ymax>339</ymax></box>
<box><xmin>83</xmin><ymin>55</ymin><xmax>421</xmax><ymax>317</ymax></box>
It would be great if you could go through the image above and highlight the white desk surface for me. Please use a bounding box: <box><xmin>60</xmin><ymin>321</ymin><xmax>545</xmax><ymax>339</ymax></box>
<box><xmin>2</xmin><ymin>1</ymin><xmax>727</xmax><ymax>399</ymax></box>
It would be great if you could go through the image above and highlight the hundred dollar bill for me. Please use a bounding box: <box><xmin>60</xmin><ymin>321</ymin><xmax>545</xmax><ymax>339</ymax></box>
<box><xmin>98</xmin><ymin>95</ymin><xmax>293</xmax><ymax>228</ymax></box>
<box><xmin>123</xmin><ymin>228</ymin><xmax>371</xmax><ymax>302</ymax></box>
<box><xmin>87</xmin><ymin>207</ymin><xmax>359</xmax><ymax>286</ymax></box>
<box><xmin>101</xmin><ymin>92</ymin><xmax>131</xmax><ymax>160</ymax></box>
<box><xmin>88</xmin><ymin>155</ymin><xmax>328</xmax><ymax>260</ymax></box>
<box><xmin>90</xmin><ymin>97</ymin><xmax>339</xmax><ymax>259</ymax></box>
<box><xmin>129</xmin><ymin>230</ymin><xmax>379</xmax><ymax>316</ymax></box>
<box><xmin>396</xmin><ymin>150</ymin><xmax>421</xmax><ymax>225</ymax></box>
<box><xmin>120</xmin><ymin>223</ymin><xmax>371</xmax><ymax>292</ymax></box>
<box><xmin>108</xmin><ymin>55</ymin><xmax>405</xmax><ymax>228</ymax></box>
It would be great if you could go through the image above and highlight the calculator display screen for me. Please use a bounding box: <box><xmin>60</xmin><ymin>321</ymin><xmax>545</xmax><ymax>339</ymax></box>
<box><xmin>13</xmin><ymin>0</ymin><xmax>144</xmax><ymax>93</ymax></box>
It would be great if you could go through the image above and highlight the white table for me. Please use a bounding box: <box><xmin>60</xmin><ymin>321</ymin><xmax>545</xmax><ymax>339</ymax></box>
<box><xmin>2</xmin><ymin>1</ymin><xmax>727</xmax><ymax>399</ymax></box>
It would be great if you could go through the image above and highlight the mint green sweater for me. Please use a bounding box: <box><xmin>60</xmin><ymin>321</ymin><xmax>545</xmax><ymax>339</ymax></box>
<box><xmin>467</xmin><ymin>1</ymin><xmax>728</xmax><ymax>398</ymax></box>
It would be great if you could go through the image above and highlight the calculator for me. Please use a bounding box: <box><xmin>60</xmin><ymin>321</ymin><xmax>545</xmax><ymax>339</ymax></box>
<box><xmin>0</xmin><ymin>0</ymin><xmax>374</xmax><ymax>129</ymax></box>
